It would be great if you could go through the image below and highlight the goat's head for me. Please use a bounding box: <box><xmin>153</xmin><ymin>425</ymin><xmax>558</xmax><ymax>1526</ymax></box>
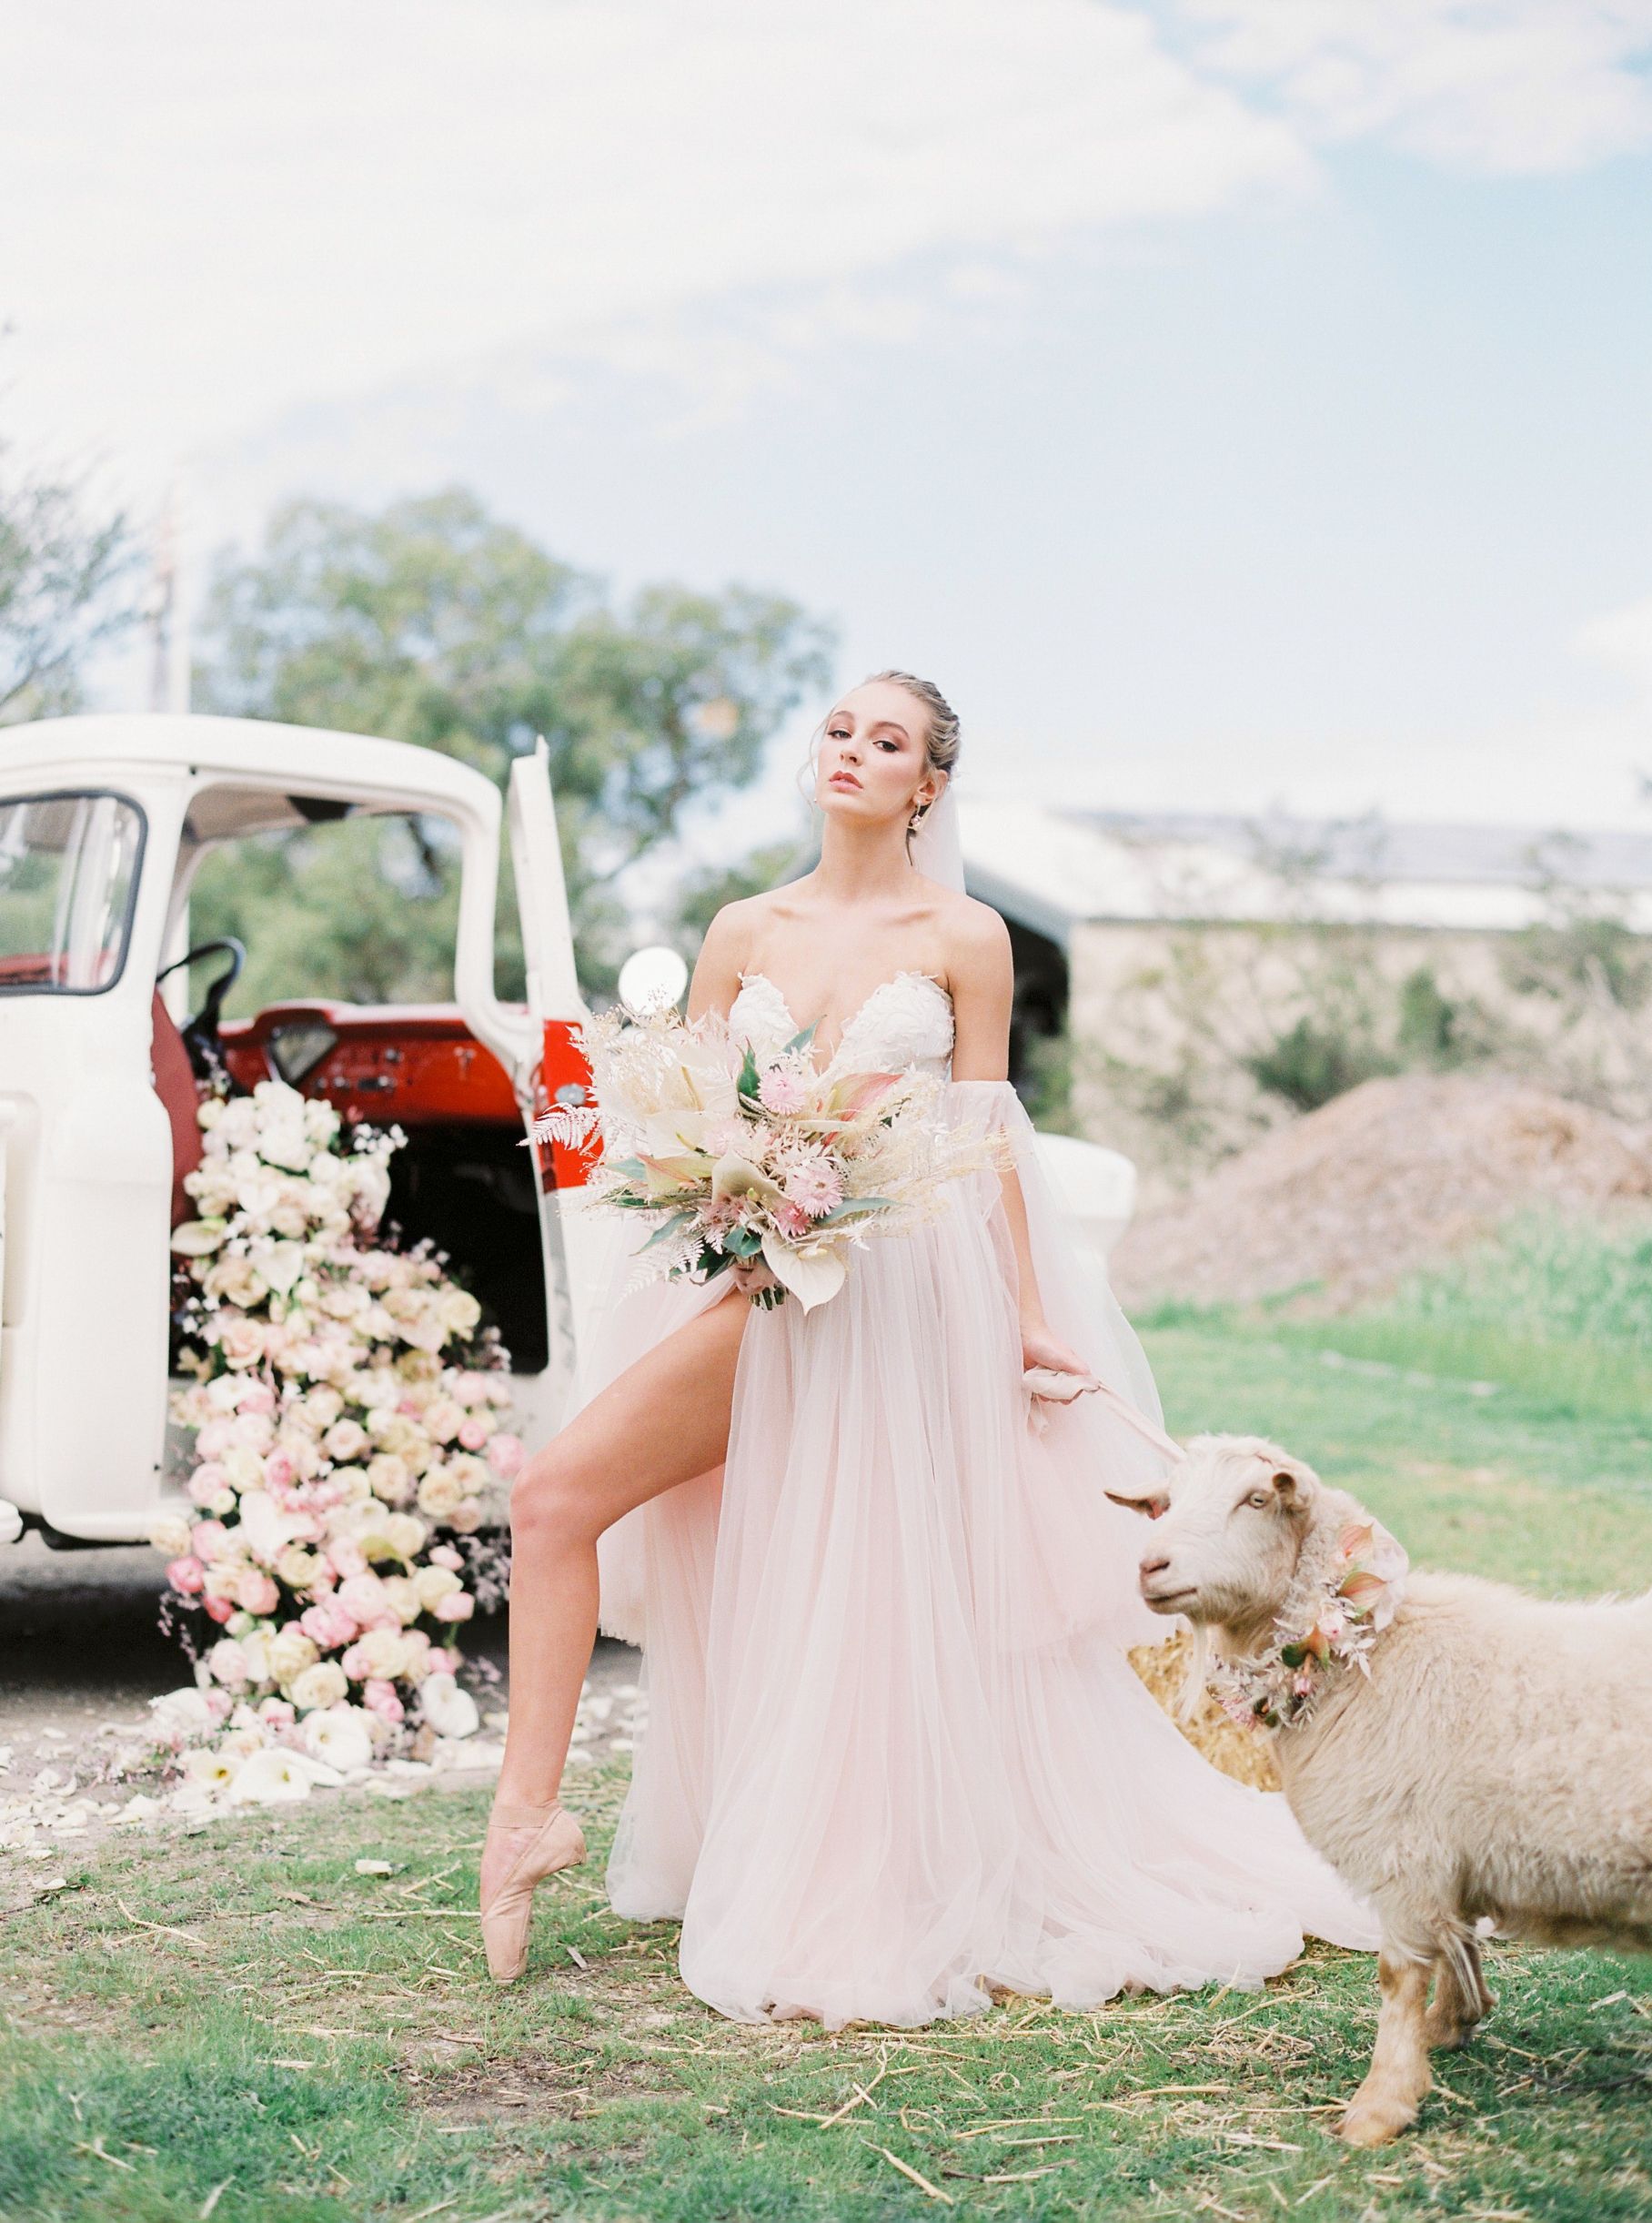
<box><xmin>1107</xmin><ymin>1432</ymin><xmax>1322</xmax><ymax>1644</ymax></box>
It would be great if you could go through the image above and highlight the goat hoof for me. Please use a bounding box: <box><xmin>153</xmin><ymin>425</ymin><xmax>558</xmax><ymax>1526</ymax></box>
<box><xmin>1339</xmin><ymin>2093</ymin><xmax>1417</xmax><ymax>2147</ymax></box>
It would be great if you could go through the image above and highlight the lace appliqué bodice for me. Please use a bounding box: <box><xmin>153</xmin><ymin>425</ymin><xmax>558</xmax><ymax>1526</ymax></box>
<box><xmin>729</xmin><ymin>969</ymin><xmax>954</xmax><ymax>1080</ymax></box>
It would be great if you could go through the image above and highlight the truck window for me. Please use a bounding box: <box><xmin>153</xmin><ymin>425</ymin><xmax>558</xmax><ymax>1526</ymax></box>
<box><xmin>0</xmin><ymin>791</ymin><xmax>146</xmax><ymax>995</ymax></box>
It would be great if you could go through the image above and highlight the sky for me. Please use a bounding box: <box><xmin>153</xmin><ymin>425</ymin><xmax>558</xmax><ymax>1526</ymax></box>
<box><xmin>3</xmin><ymin>0</ymin><xmax>1650</xmax><ymax>869</ymax></box>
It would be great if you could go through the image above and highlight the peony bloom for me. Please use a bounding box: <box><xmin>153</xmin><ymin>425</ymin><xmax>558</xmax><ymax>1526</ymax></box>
<box><xmin>323</xmin><ymin>1418</ymin><xmax>370</xmax><ymax>1464</ymax></box>
<box><xmin>432</xmin><ymin>1591</ymin><xmax>475</xmax><ymax>1623</ymax></box>
<box><xmin>298</xmin><ymin>1600</ymin><xmax>359</xmax><ymax>1650</ymax></box>
<box><xmin>428</xmin><ymin>1542</ymin><xmax>464</xmax><ymax>1573</ymax></box>
<box><xmin>412</xmin><ymin>1564</ymin><xmax>461</xmax><ymax>1612</ymax></box>
<box><xmin>267</xmin><ymin>1627</ymin><xmax>319</xmax><ymax>1684</ymax></box>
<box><xmin>326</xmin><ymin>1536</ymin><xmax>368</xmax><ymax>1581</ymax></box>
<box><xmin>361</xmin><ymin>1679</ymin><xmax>405</xmax><ymax>1725</ymax></box>
<box><xmin>206</xmin><ymin>1638</ymin><xmax>250</xmax><ymax>1689</ymax></box>
<box><xmin>235</xmin><ymin>1571</ymin><xmax>280</xmax><ymax>1616</ymax></box>
<box><xmin>202</xmin><ymin>1594</ymin><xmax>237</xmax><ymax>1625</ymax></box>
<box><xmin>457</xmin><ymin>1417</ymin><xmax>489</xmax><ymax>1452</ymax></box>
<box><xmin>191</xmin><ymin>1519</ymin><xmax>230</xmax><ymax>1561</ymax></box>
<box><xmin>166</xmin><ymin>1556</ymin><xmax>206</xmax><ymax>1596</ymax></box>
<box><xmin>416</xmin><ymin>1468</ymin><xmax>463</xmax><ymax>1521</ymax></box>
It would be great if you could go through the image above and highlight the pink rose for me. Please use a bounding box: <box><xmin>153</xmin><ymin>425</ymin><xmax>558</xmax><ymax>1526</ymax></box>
<box><xmin>340</xmin><ymin>1642</ymin><xmax>375</xmax><ymax>1681</ymax></box>
<box><xmin>432</xmin><ymin>1591</ymin><xmax>474</xmax><ymax>1622</ymax></box>
<box><xmin>458</xmin><ymin>1417</ymin><xmax>489</xmax><ymax>1451</ymax></box>
<box><xmin>201</xmin><ymin>1685</ymin><xmax>234</xmax><ymax>1722</ymax></box>
<box><xmin>236</xmin><ymin>1570</ymin><xmax>279</xmax><ymax>1616</ymax></box>
<box><xmin>188</xmin><ymin>1463</ymin><xmax>228</xmax><ymax>1507</ymax></box>
<box><xmin>262</xmin><ymin>1450</ymin><xmax>295</xmax><ymax>1490</ymax></box>
<box><xmin>300</xmin><ymin>1601</ymin><xmax>358</xmax><ymax>1649</ymax></box>
<box><xmin>486</xmin><ymin>1432</ymin><xmax>523</xmax><ymax>1480</ymax></box>
<box><xmin>257</xmin><ymin>1696</ymin><xmax>296</xmax><ymax>1729</ymax></box>
<box><xmin>428</xmin><ymin>1543</ymin><xmax>464</xmax><ymax>1572</ymax></box>
<box><xmin>196</xmin><ymin>1420</ymin><xmax>234</xmax><ymax>1460</ymax></box>
<box><xmin>327</xmin><ymin>1537</ymin><xmax>368</xmax><ymax>1581</ymax></box>
<box><xmin>203</xmin><ymin>1594</ymin><xmax>236</xmax><ymax>1624</ymax></box>
<box><xmin>431</xmin><ymin>1646</ymin><xmax>462</xmax><ymax>1675</ymax></box>
<box><xmin>190</xmin><ymin>1520</ymin><xmax>229</xmax><ymax>1561</ymax></box>
<box><xmin>166</xmin><ymin>1556</ymin><xmax>206</xmax><ymax>1595</ymax></box>
<box><xmin>237</xmin><ymin>1381</ymin><xmax>277</xmax><ymax>1417</ymax></box>
<box><xmin>337</xmin><ymin>1571</ymin><xmax>396</xmax><ymax>1626</ymax></box>
<box><xmin>362</xmin><ymin>1679</ymin><xmax>405</xmax><ymax>1723</ymax></box>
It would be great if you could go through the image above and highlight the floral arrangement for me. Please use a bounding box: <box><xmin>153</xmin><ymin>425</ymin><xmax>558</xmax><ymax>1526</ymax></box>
<box><xmin>137</xmin><ymin>1079</ymin><xmax>521</xmax><ymax>1807</ymax></box>
<box><xmin>1206</xmin><ymin>1517</ymin><xmax>1410</xmax><ymax>1733</ymax></box>
<box><xmin>532</xmin><ymin>1002</ymin><xmax>1007</xmax><ymax>1311</ymax></box>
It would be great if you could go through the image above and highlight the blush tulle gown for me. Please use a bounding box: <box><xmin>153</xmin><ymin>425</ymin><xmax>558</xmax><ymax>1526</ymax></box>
<box><xmin>564</xmin><ymin>968</ymin><xmax>1380</xmax><ymax>2029</ymax></box>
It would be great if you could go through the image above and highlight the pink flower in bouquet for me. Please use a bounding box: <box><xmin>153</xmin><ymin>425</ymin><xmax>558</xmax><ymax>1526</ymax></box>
<box><xmin>217</xmin><ymin>1317</ymin><xmax>266</xmax><ymax>1369</ymax></box>
<box><xmin>772</xmin><ymin>1198</ymin><xmax>813</xmax><ymax>1240</ymax></box>
<box><xmin>237</xmin><ymin>1382</ymin><xmax>277</xmax><ymax>1417</ymax></box>
<box><xmin>428</xmin><ymin>1543</ymin><xmax>464</xmax><ymax>1572</ymax></box>
<box><xmin>431</xmin><ymin>1645</ymin><xmax>463</xmax><ymax>1675</ymax></box>
<box><xmin>424</xmin><ymin>1397</ymin><xmax>465</xmax><ymax>1443</ymax></box>
<box><xmin>300</xmin><ymin>1600</ymin><xmax>358</xmax><ymax>1648</ymax></box>
<box><xmin>236</xmin><ymin>1570</ymin><xmax>280</xmax><ymax>1616</ymax></box>
<box><xmin>340</xmin><ymin>1641</ymin><xmax>375</xmax><ymax>1682</ymax></box>
<box><xmin>257</xmin><ymin>1696</ymin><xmax>297</xmax><ymax>1730</ymax></box>
<box><xmin>203</xmin><ymin>1594</ymin><xmax>236</xmax><ymax>1624</ymax></box>
<box><xmin>262</xmin><ymin>1450</ymin><xmax>296</xmax><ymax>1490</ymax></box>
<box><xmin>196</xmin><ymin>1420</ymin><xmax>234</xmax><ymax>1460</ymax></box>
<box><xmin>782</xmin><ymin>1159</ymin><xmax>843</xmax><ymax>1218</ymax></box>
<box><xmin>187</xmin><ymin>1464</ymin><xmax>229</xmax><ymax>1508</ymax></box>
<box><xmin>231</xmin><ymin>1410</ymin><xmax>275</xmax><ymax>1450</ymax></box>
<box><xmin>362</xmin><ymin>1678</ymin><xmax>405</xmax><ymax>1723</ymax></box>
<box><xmin>458</xmin><ymin>1416</ymin><xmax>489</xmax><ymax>1451</ymax></box>
<box><xmin>758</xmin><ymin>1065</ymin><xmax>808</xmax><ymax>1115</ymax></box>
<box><xmin>433</xmin><ymin>1591</ymin><xmax>475</xmax><ymax>1622</ymax></box>
<box><xmin>190</xmin><ymin>1520</ymin><xmax>229</xmax><ymax>1560</ymax></box>
<box><xmin>327</xmin><ymin>1536</ymin><xmax>368</xmax><ymax>1581</ymax></box>
<box><xmin>323</xmin><ymin>1418</ymin><xmax>370</xmax><ymax>1462</ymax></box>
<box><xmin>202</xmin><ymin>1685</ymin><xmax>234</xmax><ymax>1723</ymax></box>
<box><xmin>166</xmin><ymin>1555</ymin><xmax>206</xmax><ymax>1595</ymax></box>
<box><xmin>486</xmin><ymin>1432</ymin><xmax>523</xmax><ymax>1480</ymax></box>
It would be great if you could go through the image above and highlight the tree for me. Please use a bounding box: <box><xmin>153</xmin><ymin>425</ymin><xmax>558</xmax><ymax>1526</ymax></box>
<box><xmin>192</xmin><ymin>490</ymin><xmax>835</xmax><ymax>997</ymax></box>
<box><xmin>0</xmin><ymin>437</ymin><xmax>140</xmax><ymax>722</ymax></box>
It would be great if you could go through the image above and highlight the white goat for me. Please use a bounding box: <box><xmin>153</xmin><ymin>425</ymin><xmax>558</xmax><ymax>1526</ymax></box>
<box><xmin>1109</xmin><ymin>1432</ymin><xmax>1652</xmax><ymax>2147</ymax></box>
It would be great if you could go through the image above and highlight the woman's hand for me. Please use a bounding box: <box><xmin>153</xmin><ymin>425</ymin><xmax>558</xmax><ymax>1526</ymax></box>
<box><xmin>730</xmin><ymin>1255</ymin><xmax>781</xmax><ymax>1304</ymax></box>
<box><xmin>1020</xmin><ymin>1315</ymin><xmax>1093</xmax><ymax>1383</ymax></box>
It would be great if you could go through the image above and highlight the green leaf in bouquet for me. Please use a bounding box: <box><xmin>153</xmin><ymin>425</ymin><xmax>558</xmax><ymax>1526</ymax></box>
<box><xmin>722</xmin><ymin>1223</ymin><xmax>764</xmax><ymax>1258</ymax></box>
<box><xmin>737</xmin><ymin>1044</ymin><xmax>761</xmax><ymax>1103</ymax></box>
<box><xmin>698</xmin><ymin>1246</ymin><xmax>735</xmax><ymax>1280</ymax></box>
<box><xmin>608</xmin><ymin>1156</ymin><xmax>647</xmax><ymax>1179</ymax></box>
<box><xmin>638</xmin><ymin>1209</ymin><xmax>697</xmax><ymax>1252</ymax></box>
<box><xmin>811</xmin><ymin>1196</ymin><xmax>895</xmax><ymax>1225</ymax></box>
<box><xmin>782</xmin><ymin>1023</ymin><xmax>820</xmax><ymax>1056</ymax></box>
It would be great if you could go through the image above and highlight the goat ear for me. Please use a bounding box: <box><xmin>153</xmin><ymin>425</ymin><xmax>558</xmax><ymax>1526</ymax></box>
<box><xmin>1270</xmin><ymin>1465</ymin><xmax>1311</xmax><ymax>1512</ymax></box>
<box><xmin>1104</xmin><ymin>1488</ymin><xmax>1169</xmax><ymax>1520</ymax></box>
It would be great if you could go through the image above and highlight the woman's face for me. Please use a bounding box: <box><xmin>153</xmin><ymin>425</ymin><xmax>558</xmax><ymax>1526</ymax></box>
<box><xmin>814</xmin><ymin>681</ymin><xmax>938</xmax><ymax>829</ymax></box>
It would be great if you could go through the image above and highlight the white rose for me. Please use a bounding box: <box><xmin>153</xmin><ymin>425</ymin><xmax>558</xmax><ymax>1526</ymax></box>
<box><xmin>416</xmin><ymin>1469</ymin><xmax>463</xmax><ymax>1521</ymax></box>
<box><xmin>277</xmin><ymin>1545</ymin><xmax>323</xmax><ymax>1590</ymax></box>
<box><xmin>379</xmin><ymin>1574</ymin><xmax>422</xmax><ymax>1626</ymax></box>
<box><xmin>148</xmin><ymin>1513</ymin><xmax>193</xmax><ymax>1557</ymax></box>
<box><xmin>358</xmin><ymin>1625</ymin><xmax>410</xmax><ymax>1679</ymax></box>
<box><xmin>383</xmin><ymin>1512</ymin><xmax>427</xmax><ymax>1560</ymax></box>
<box><xmin>290</xmin><ymin>1660</ymin><xmax>349</xmax><ymax>1712</ymax></box>
<box><xmin>412</xmin><ymin>1564</ymin><xmax>461</xmax><ymax>1613</ymax></box>
<box><xmin>267</xmin><ymin>1628</ymin><xmax>319</xmax><ymax>1684</ymax></box>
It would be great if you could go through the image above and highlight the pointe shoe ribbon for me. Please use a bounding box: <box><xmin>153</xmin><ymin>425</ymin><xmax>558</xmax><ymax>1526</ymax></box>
<box><xmin>479</xmin><ymin>1801</ymin><xmax>588</xmax><ymax>1985</ymax></box>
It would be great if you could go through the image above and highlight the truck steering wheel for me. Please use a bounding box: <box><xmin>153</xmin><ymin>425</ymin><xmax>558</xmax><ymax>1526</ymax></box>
<box><xmin>155</xmin><ymin>938</ymin><xmax>247</xmax><ymax>1086</ymax></box>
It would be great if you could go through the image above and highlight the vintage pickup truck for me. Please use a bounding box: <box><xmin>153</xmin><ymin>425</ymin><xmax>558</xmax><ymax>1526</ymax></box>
<box><xmin>0</xmin><ymin>712</ymin><xmax>1135</xmax><ymax>1550</ymax></box>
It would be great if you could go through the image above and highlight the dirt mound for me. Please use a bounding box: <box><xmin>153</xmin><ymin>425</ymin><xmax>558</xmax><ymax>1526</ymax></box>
<box><xmin>1111</xmin><ymin>1074</ymin><xmax>1652</xmax><ymax>1314</ymax></box>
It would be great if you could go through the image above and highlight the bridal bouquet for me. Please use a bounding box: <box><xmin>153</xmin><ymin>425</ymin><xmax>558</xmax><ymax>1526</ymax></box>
<box><xmin>530</xmin><ymin>1003</ymin><xmax>1007</xmax><ymax>1311</ymax></box>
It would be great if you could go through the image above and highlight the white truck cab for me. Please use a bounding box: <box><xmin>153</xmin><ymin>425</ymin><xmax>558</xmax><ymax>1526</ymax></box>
<box><xmin>0</xmin><ymin>713</ymin><xmax>604</xmax><ymax>1546</ymax></box>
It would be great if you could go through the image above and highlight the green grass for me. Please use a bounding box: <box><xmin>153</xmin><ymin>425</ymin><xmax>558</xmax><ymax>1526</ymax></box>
<box><xmin>3</xmin><ymin>1309</ymin><xmax>1650</xmax><ymax>2222</ymax></box>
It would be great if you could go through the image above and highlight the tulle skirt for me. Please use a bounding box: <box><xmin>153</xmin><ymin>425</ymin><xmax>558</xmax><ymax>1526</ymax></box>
<box><xmin>565</xmin><ymin>1081</ymin><xmax>1380</xmax><ymax>2028</ymax></box>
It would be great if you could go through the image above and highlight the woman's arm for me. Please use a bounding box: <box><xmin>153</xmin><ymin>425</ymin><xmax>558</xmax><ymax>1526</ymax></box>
<box><xmin>686</xmin><ymin>899</ymin><xmax>752</xmax><ymax>1026</ymax></box>
<box><xmin>947</xmin><ymin>904</ymin><xmax>1092</xmax><ymax>1379</ymax></box>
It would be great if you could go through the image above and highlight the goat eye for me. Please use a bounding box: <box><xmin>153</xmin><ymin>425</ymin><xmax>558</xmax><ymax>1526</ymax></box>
<box><xmin>1246</xmin><ymin>1490</ymin><xmax>1271</xmax><ymax>1509</ymax></box>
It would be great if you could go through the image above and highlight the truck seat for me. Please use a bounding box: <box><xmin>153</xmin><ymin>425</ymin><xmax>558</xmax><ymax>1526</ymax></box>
<box><xmin>150</xmin><ymin>987</ymin><xmax>206</xmax><ymax>1228</ymax></box>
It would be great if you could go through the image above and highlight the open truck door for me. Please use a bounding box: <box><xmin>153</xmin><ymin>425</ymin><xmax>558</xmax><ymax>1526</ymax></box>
<box><xmin>504</xmin><ymin>740</ymin><xmax>607</xmax><ymax>1420</ymax></box>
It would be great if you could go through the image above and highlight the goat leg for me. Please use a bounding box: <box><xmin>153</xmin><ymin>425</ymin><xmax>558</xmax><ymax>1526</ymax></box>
<box><xmin>1423</xmin><ymin>1931</ymin><xmax>1493</xmax><ymax>2052</ymax></box>
<box><xmin>1341</xmin><ymin>1949</ymin><xmax>1435</xmax><ymax>2147</ymax></box>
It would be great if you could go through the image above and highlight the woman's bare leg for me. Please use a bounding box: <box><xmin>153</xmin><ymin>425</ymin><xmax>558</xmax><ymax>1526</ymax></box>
<box><xmin>492</xmin><ymin>1289</ymin><xmax>750</xmax><ymax>1812</ymax></box>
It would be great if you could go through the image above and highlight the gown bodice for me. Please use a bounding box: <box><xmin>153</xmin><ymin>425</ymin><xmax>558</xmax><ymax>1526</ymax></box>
<box><xmin>728</xmin><ymin>968</ymin><xmax>954</xmax><ymax>1081</ymax></box>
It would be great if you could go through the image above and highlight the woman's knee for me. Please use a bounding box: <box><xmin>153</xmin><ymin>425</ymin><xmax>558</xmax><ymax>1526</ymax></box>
<box><xmin>509</xmin><ymin>1440</ymin><xmax>604</xmax><ymax>1546</ymax></box>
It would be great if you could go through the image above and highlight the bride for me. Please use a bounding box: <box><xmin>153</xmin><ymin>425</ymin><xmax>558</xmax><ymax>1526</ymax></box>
<box><xmin>478</xmin><ymin>668</ymin><xmax>1380</xmax><ymax>2026</ymax></box>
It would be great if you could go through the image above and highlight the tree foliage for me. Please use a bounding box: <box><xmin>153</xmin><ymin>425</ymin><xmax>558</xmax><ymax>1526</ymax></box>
<box><xmin>0</xmin><ymin>439</ymin><xmax>140</xmax><ymax>722</ymax></box>
<box><xmin>191</xmin><ymin>489</ymin><xmax>834</xmax><ymax>1002</ymax></box>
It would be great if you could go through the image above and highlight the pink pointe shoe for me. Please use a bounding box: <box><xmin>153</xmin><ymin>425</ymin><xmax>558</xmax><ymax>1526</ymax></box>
<box><xmin>478</xmin><ymin>1799</ymin><xmax>588</xmax><ymax>1984</ymax></box>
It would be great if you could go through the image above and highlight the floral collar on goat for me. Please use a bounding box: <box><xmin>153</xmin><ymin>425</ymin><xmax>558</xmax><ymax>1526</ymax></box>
<box><xmin>1207</xmin><ymin>1517</ymin><xmax>1410</xmax><ymax>1733</ymax></box>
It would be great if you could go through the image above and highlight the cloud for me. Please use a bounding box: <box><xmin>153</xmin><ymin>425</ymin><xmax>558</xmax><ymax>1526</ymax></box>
<box><xmin>1576</xmin><ymin>590</ymin><xmax>1652</xmax><ymax>702</ymax></box>
<box><xmin>1172</xmin><ymin>0</ymin><xmax>1652</xmax><ymax>171</ymax></box>
<box><xmin>0</xmin><ymin>0</ymin><xmax>1304</xmax><ymax>476</ymax></box>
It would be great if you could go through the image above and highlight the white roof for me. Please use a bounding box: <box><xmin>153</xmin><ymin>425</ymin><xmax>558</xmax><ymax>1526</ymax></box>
<box><xmin>0</xmin><ymin>712</ymin><xmax>500</xmax><ymax>823</ymax></box>
<box><xmin>959</xmin><ymin>797</ymin><xmax>1652</xmax><ymax>942</ymax></box>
